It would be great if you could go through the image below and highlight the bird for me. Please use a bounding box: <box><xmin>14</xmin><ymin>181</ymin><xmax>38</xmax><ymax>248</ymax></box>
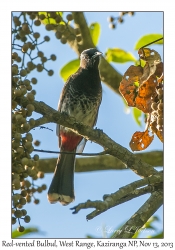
<box><xmin>47</xmin><ymin>48</ymin><xmax>102</xmax><ymax>205</ymax></box>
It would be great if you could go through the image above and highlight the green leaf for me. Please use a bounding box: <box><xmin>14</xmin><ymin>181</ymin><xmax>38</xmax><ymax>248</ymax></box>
<box><xmin>105</xmin><ymin>48</ymin><xmax>136</xmax><ymax>63</ymax></box>
<box><xmin>60</xmin><ymin>59</ymin><xmax>80</xmax><ymax>81</ymax></box>
<box><xmin>12</xmin><ymin>227</ymin><xmax>39</xmax><ymax>238</ymax></box>
<box><xmin>89</xmin><ymin>22</ymin><xmax>101</xmax><ymax>46</ymax></box>
<box><xmin>132</xmin><ymin>107</ymin><xmax>142</xmax><ymax>126</ymax></box>
<box><xmin>134</xmin><ymin>34</ymin><xmax>163</xmax><ymax>50</ymax></box>
<box><xmin>135</xmin><ymin>59</ymin><xmax>146</xmax><ymax>67</ymax></box>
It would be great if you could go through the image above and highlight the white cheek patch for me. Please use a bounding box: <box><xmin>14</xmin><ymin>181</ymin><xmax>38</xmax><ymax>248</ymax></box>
<box><xmin>81</xmin><ymin>54</ymin><xmax>90</xmax><ymax>62</ymax></box>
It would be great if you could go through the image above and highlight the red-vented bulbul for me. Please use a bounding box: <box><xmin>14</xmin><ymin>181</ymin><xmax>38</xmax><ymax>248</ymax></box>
<box><xmin>47</xmin><ymin>48</ymin><xmax>102</xmax><ymax>205</ymax></box>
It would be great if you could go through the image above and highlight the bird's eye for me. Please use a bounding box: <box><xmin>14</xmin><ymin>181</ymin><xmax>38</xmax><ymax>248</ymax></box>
<box><xmin>93</xmin><ymin>51</ymin><xmax>102</xmax><ymax>58</ymax></box>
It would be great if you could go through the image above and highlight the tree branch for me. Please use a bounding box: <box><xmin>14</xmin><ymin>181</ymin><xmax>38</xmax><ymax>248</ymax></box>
<box><xmin>71</xmin><ymin>185</ymin><xmax>153</xmax><ymax>221</ymax></box>
<box><xmin>18</xmin><ymin>96</ymin><xmax>158</xmax><ymax>178</ymax></box>
<box><xmin>33</xmin><ymin>116</ymin><xmax>49</xmax><ymax>127</ymax></box>
<box><xmin>70</xmin><ymin>172</ymin><xmax>163</xmax><ymax>220</ymax></box>
<box><xmin>112</xmin><ymin>190</ymin><xmax>163</xmax><ymax>238</ymax></box>
<box><xmin>37</xmin><ymin>150</ymin><xmax>163</xmax><ymax>173</ymax></box>
<box><xmin>72</xmin><ymin>12</ymin><xmax>94</xmax><ymax>52</ymax></box>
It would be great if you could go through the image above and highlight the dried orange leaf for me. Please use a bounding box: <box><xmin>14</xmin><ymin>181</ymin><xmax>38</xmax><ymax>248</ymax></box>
<box><xmin>135</xmin><ymin>96</ymin><xmax>152</xmax><ymax>113</ymax></box>
<box><xmin>138</xmin><ymin>48</ymin><xmax>161</xmax><ymax>83</ymax></box>
<box><xmin>119</xmin><ymin>65</ymin><xmax>143</xmax><ymax>107</ymax></box>
<box><xmin>129</xmin><ymin>129</ymin><xmax>154</xmax><ymax>151</ymax></box>
<box><xmin>155</xmin><ymin>130</ymin><xmax>163</xmax><ymax>143</ymax></box>
<box><xmin>138</xmin><ymin>48</ymin><xmax>161</xmax><ymax>65</ymax></box>
<box><xmin>134</xmin><ymin>75</ymin><xmax>157</xmax><ymax>113</ymax></box>
<box><xmin>138</xmin><ymin>48</ymin><xmax>150</xmax><ymax>57</ymax></box>
<box><xmin>139</xmin><ymin>75</ymin><xmax>157</xmax><ymax>98</ymax></box>
<box><xmin>120</xmin><ymin>48</ymin><xmax>163</xmax><ymax>151</ymax></box>
<box><xmin>119</xmin><ymin>78</ymin><xmax>137</xmax><ymax>107</ymax></box>
<box><xmin>150</xmin><ymin>121</ymin><xmax>163</xmax><ymax>143</ymax></box>
<box><xmin>123</xmin><ymin>65</ymin><xmax>143</xmax><ymax>81</ymax></box>
<box><xmin>119</xmin><ymin>66</ymin><xmax>157</xmax><ymax>113</ymax></box>
<box><xmin>157</xmin><ymin>74</ymin><xmax>163</xmax><ymax>84</ymax></box>
<box><xmin>154</xmin><ymin>62</ymin><xmax>163</xmax><ymax>78</ymax></box>
<box><xmin>140</xmin><ymin>62</ymin><xmax>156</xmax><ymax>83</ymax></box>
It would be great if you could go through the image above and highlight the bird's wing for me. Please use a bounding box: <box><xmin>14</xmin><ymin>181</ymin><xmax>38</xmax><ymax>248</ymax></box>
<box><xmin>93</xmin><ymin>93</ymin><xmax>102</xmax><ymax>127</ymax></box>
<box><xmin>56</xmin><ymin>70</ymin><xmax>80</xmax><ymax>147</ymax></box>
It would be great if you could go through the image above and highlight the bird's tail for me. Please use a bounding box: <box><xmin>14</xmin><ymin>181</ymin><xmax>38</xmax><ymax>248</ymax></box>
<box><xmin>47</xmin><ymin>150</ymin><xmax>76</xmax><ymax>205</ymax></box>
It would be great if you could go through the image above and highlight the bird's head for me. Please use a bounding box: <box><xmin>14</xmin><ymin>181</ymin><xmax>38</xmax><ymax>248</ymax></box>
<box><xmin>80</xmin><ymin>48</ymin><xmax>102</xmax><ymax>69</ymax></box>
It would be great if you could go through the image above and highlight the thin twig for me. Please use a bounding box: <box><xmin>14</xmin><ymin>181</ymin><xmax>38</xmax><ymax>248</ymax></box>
<box><xmin>34</xmin><ymin>148</ymin><xmax>109</xmax><ymax>156</ymax></box>
<box><xmin>141</xmin><ymin>37</ymin><xmax>163</xmax><ymax>49</ymax></box>
<box><xmin>39</xmin><ymin>126</ymin><xmax>53</xmax><ymax>132</ymax></box>
<box><xmin>12</xmin><ymin>44</ymin><xmax>22</xmax><ymax>48</ymax></box>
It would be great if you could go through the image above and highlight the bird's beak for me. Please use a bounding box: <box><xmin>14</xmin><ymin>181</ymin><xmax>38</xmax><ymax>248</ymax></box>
<box><xmin>93</xmin><ymin>51</ymin><xmax>103</xmax><ymax>58</ymax></box>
